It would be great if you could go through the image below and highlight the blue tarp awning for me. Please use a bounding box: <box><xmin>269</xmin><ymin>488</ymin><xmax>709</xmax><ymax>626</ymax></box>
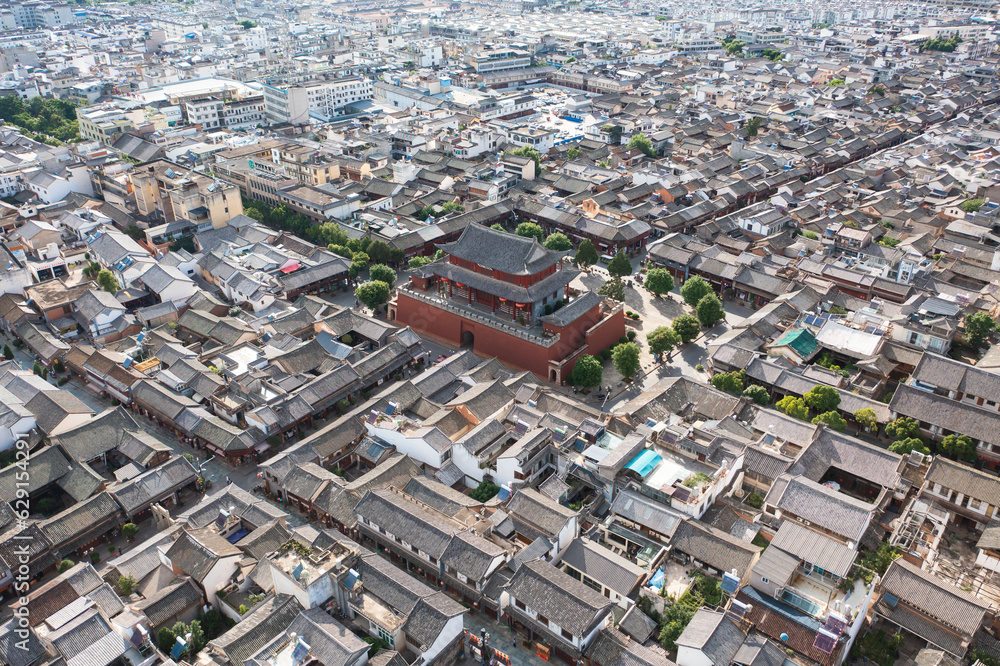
<box><xmin>625</xmin><ymin>450</ymin><xmax>663</xmax><ymax>478</ymax></box>
<box><xmin>226</xmin><ymin>528</ymin><xmax>249</xmax><ymax>544</ymax></box>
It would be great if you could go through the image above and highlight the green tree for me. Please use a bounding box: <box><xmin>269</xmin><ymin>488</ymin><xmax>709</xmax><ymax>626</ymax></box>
<box><xmin>612</xmin><ymin>342</ymin><xmax>641</xmax><ymax>379</ymax></box>
<box><xmin>567</xmin><ymin>147</ymin><xmax>581</xmax><ymax>159</ymax></box>
<box><xmin>965</xmin><ymin>311</ymin><xmax>997</xmax><ymax>348</ymax></box>
<box><xmin>854</xmin><ymin>408</ymin><xmax>878</xmax><ymax>431</ymax></box>
<box><xmin>645</xmin><ymin>268</ymin><xmax>674</xmax><ymax>297</ymax></box>
<box><xmin>696</xmin><ymin>294</ymin><xmax>725</xmax><ymax>327</ymax></box>
<box><xmin>3</xmin><ymin>345</ymin><xmax>12</xmax><ymax>360</ymax></box>
<box><xmin>659</xmin><ymin>603</ymin><xmax>696</xmax><ymax>651</ymax></box>
<box><xmin>672</xmin><ymin>314</ymin><xmax>700</xmax><ymax>343</ymax></box>
<box><xmin>187</xmin><ymin>620</ymin><xmax>206</xmax><ymax>655</ymax></box>
<box><xmin>960</xmin><ymin>199</ymin><xmax>985</xmax><ymax>213</ymax></box>
<box><xmin>508</xmin><ymin>145</ymin><xmax>541</xmax><ymax>172</ymax></box>
<box><xmin>158</xmin><ymin>627</ymin><xmax>177</xmax><ymax>652</ymax></box>
<box><xmin>122</xmin><ymin>523</ymin><xmax>139</xmax><ymax>541</ymax></box>
<box><xmin>32</xmin><ymin>361</ymin><xmax>42</xmax><ymax>376</ymax></box>
<box><xmin>58</xmin><ymin>559</ymin><xmax>75</xmax><ymax>573</ymax></box>
<box><xmin>745</xmin><ymin>116</ymin><xmax>762</xmax><ymax>137</ymax></box>
<box><xmin>368</xmin><ymin>264</ymin><xmax>396</xmax><ymax>286</ymax></box>
<box><xmin>571</xmin><ymin>354</ymin><xmax>603</xmax><ymax>387</ymax></box>
<box><xmin>812</xmin><ymin>410</ymin><xmax>847</xmax><ymax>431</ymax></box>
<box><xmin>598</xmin><ymin>277</ymin><xmax>625</xmax><ymax>302</ymax></box>
<box><xmin>743</xmin><ymin>384</ymin><xmax>770</xmax><ymax>405</ymax></box>
<box><xmin>888</xmin><ymin>437</ymin><xmax>931</xmax><ymax>456</ymax></box>
<box><xmin>574</xmin><ymin>239</ymin><xmax>599</xmax><ymax>268</ymax></box>
<box><xmin>97</xmin><ymin>269</ymin><xmax>118</xmax><ymax>293</ymax></box>
<box><xmin>117</xmin><ymin>573</ymin><xmax>137</xmax><ymax>596</ymax></box>
<box><xmin>626</xmin><ymin>133</ymin><xmax>655</xmax><ymax>157</ymax></box>
<box><xmin>328</xmin><ymin>244</ymin><xmax>353</xmax><ymax>259</ymax></box>
<box><xmin>469</xmin><ymin>481</ymin><xmax>500</xmax><ymax>502</ymax></box>
<box><xmin>711</xmin><ymin>370</ymin><xmax>745</xmax><ymax>394</ymax></box>
<box><xmin>515</xmin><ymin>222</ymin><xmax>545</xmax><ymax>243</ymax></box>
<box><xmin>776</xmin><ymin>396</ymin><xmax>810</xmax><ymax>421</ymax></box>
<box><xmin>680</xmin><ymin>276</ymin><xmax>712</xmax><ymax>307</ymax></box>
<box><xmin>939</xmin><ymin>434</ymin><xmax>976</xmax><ymax>462</ymax></box>
<box><xmin>543</xmin><ymin>232</ymin><xmax>572</xmax><ymax>251</ymax></box>
<box><xmin>607</xmin><ymin>250</ymin><xmax>632</xmax><ymax>278</ymax></box>
<box><xmin>355</xmin><ymin>281</ymin><xmax>392</xmax><ymax>310</ymax></box>
<box><xmin>885</xmin><ymin>417</ymin><xmax>921</xmax><ymax>440</ymax></box>
<box><xmin>237</xmin><ymin>19</ymin><xmax>256</xmax><ymax>29</ymax></box>
<box><xmin>366</xmin><ymin>239</ymin><xmax>394</xmax><ymax>265</ymax></box>
<box><xmin>646</xmin><ymin>326</ymin><xmax>681</xmax><ymax>357</ymax></box>
<box><xmin>409</xmin><ymin>256</ymin><xmax>432</xmax><ymax>269</ymax></box>
<box><xmin>725</xmin><ymin>40</ymin><xmax>746</xmax><ymax>55</ymax></box>
<box><xmin>490</xmin><ymin>223</ymin><xmax>506</xmax><ymax>232</ymax></box>
<box><xmin>803</xmin><ymin>385</ymin><xmax>841</xmax><ymax>413</ymax></box>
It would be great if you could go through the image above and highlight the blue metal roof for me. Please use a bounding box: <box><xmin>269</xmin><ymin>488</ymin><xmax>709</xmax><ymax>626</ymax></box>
<box><xmin>625</xmin><ymin>450</ymin><xmax>663</xmax><ymax>478</ymax></box>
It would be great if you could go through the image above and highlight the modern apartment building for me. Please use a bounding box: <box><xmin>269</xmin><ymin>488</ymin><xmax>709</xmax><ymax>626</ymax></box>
<box><xmin>131</xmin><ymin>160</ymin><xmax>242</xmax><ymax>228</ymax></box>
<box><xmin>262</xmin><ymin>78</ymin><xmax>374</xmax><ymax>125</ymax></box>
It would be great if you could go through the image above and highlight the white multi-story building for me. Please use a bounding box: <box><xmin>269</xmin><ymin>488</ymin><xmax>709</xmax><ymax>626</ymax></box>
<box><xmin>263</xmin><ymin>78</ymin><xmax>374</xmax><ymax>124</ymax></box>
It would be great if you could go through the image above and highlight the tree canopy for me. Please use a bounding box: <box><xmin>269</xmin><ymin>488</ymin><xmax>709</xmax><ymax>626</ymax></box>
<box><xmin>939</xmin><ymin>434</ymin><xmax>976</xmax><ymax>462</ymax></box>
<box><xmin>645</xmin><ymin>268</ymin><xmax>674</xmax><ymax>297</ymax></box>
<box><xmin>696</xmin><ymin>294</ymin><xmax>725</xmax><ymax>327</ymax></box>
<box><xmin>888</xmin><ymin>437</ymin><xmax>931</xmax><ymax>456</ymax></box>
<box><xmin>0</xmin><ymin>95</ymin><xmax>80</xmax><ymax>144</ymax></box>
<box><xmin>626</xmin><ymin>133</ymin><xmax>655</xmax><ymax>157</ymax></box>
<box><xmin>647</xmin><ymin>326</ymin><xmax>681</xmax><ymax>356</ymax></box>
<box><xmin>607</xmin><ymin>250</ymin><xmax>633</xmax><ymax>278</ymax></box>
<box><xmin>574</xmin><ymin>239</ymin><xmax>599</xmax><ymax>268</ymax></box>
<box><xmin>368</xmin><ymin>264</ymin><xmax>396</xmax><ymax>286</ymax></box>
<box><xmin>571</xmin><ymin>355</ymin><xmax>603</xmax><ymax>387</ymax></box>
<box><xmin>742</xmin><ymin>384</ymin><xmax>770</xmax><ymax>405</ymax></box>
<box><xmin>803</xmin><ymin>385</ymin><xmax>841</xmax><ymax>413</ymax></box>
<box><xmin>711</xmin><ymin>370</ymin><xmax>745</xmax><ymax>394</ymax></box>
<box><xmin>776</xmin><ymin>396</ymin><xmax>810</xmax><ymax>421</ymax></box>
<box><xmin>886</xmin><ymin>417</ymin><xmax>922</xmax><ymax>440</ymax></box>
<box><xmin>515</xmin><ymin>222</ymin><xmax>545</xmax><ymax>243</ymax></box>
<box><xmin>612</xmin><ymin>342</ymin><xmax>641</xmax><ymax>378</ymax></box>
<box><xmin>812</xmin><ymin>410</ymin><xmax>847</xmax><ymax>431</ymax></box>
<box><xmin>965</xmin><ymin>312</ymin><xmax>997</xmax><ymax>348</ymax></box>
<box><xmin>672</xmin><ymin>314</ymin><xmax>701</xmax><ymax>343</ymax></box>
<box><xmin>355</xmin><ymin>280</ymin><xmax>391</xmax><ymax>310</ymax></box>
<box><xmin>598</xmin><ymin>277</ymin><xmax>625</xmax><ymax>302</ymax></box>
<box><xmin>543</xmin><ymin>232</ymin><xmax>572</xmax><ymax>251</ymax></box>
<box><xmin>680</xmin><ymin>276</ymin><xmax>713</xmax><ymax>308</ymax></box>
<box><xmin>97</xmin><ymin>269</ymin><xmax>118</xmax><ymax>294</ymax></box>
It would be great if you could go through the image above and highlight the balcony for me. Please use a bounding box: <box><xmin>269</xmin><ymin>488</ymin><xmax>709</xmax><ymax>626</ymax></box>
<box><xmin>779</xmin><ymin>568</ymin><xmax>869</xmax><ymax>622</ymax></box>
<box><xmin>397</xmin><ymin>285</ymin><xmax>560</xmax><ymax>347</ymax></box>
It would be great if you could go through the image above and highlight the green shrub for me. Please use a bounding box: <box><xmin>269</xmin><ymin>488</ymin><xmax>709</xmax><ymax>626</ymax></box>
<box><xmin>626</xmin><ymin>331</ymin><xmax>636</xmax><ymax>340</ymax></box>
<box><xmin>746</xmin><ymin>492</ymin><xmax>763</xmax><ymax>509</ymax></box>
<box><xmin>619</xmin><ymin>336</ymin><xmax>628</xmax><ymax>344</ymax></box>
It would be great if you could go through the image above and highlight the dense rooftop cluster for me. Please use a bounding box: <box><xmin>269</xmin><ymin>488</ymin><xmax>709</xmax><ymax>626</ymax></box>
<box><xmin>0</xmin><ymin>2</ymin><xmax>999</xmax><ymax>666</ymax></box>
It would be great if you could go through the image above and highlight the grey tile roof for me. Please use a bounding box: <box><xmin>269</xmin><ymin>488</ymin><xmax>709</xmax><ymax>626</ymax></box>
<box><xmin>671</xmin><ymin>519</ymin><xmax>760</xmax><ymax>577</ymax></box>
<box><xmin>507</xmin><ymin>487</ymin><xmax>576</xmax><ymax>539</ymax></box>
<box><xmin>504</xmin><ymin>559</ymin><xmax>612</xmax><ymax>637</ymax></box>
<box><xmin>617</xmin><ymin>604</ymin><xmax>658</xmax><ymax>643</ymax></box>
<box><xmin>676</xmin><ymin>609</ymin><xmax>745</xmax><ymax>665</ymax></box>
<box><xmin>404</xmin><ymin>593</ymin><xmax>466</xmax><ymax>650</ymax></box>
<box><xmin>891</xmin><ymin>383</ymin><xmax>1000</xmax><ymax>448</ymax></box>
<box><xmin>441</xmin><ymin>530</ymin><xmax>506</xmax><ymax>582</ymax></box>
<box><xmin>880</xmin><ymin>558</ymin><xmax>988</xmax><ymax>638</ymax></box>
<box><xmin>132</xmin><ymin>578</ymin><xmax>203</xmax><ymax>627</ymax></box>
<box><xmin>559</xmin><ymin>538</ymin><xmax>645</xmax><ymax>598</ymax></box>
<box><xmin>609</xmin><ymin>489</ymin><xmax>684</xmax><ymax>538</ymax></box>
<box><xmin>584</xmin><ymin>628</ymin><xmax>672</xmax><ymax>666</ymax></box>
<box><xmin>438</xmin><ymin>223</ymin><xmax>561</xmax><ymax>276</ymax></box>
<box><xmin>108</xmin><ymin>455</ymin><xmax>198</xmax><ymax>514</ymax></box>
<box><xmin>789</xmin><ymin>428</ymin><xmax>902</xmax><ymax>488</ymax></box>
<box><xmin>53</xmin><ymin>406</ymin><xmax>142</xmax><ymax>463</ymax></box>
<box><xmin>209</xmin><ymin>594</ymin><xmax>304</xmax><ymax>666</ymax></box>
<box><xmin>165</xmin><ymin>527</ymin><xmax>241</xmax><ymax>582</ymax></box>
<box><xmin>0</xmin><ymin>617</ymin><xmax>44</xmax><ymax>666</ymax></box>
<box><xmin>732</xmin><ymin>633</ymin><xmax>788</xmax><ymax>666</ymax></box>
<box><xmin>925</xmin><ymin>457</ymin><xmax>1000</xmax><ymax>507</ymax></box>
<box><xmin>0</xmin><ymin>445</ymin><xmax>70</xmax><ymax>502</ymax></box>
<box><xmin>40</xmin><ymin>492</ymin><xmax>125</xmax><ymax>551</ymax></box>
<box><xmin>356</xmin><ymin>488</ymin><xmax>459</xmax><ymax>558</ymax></box>
<box><xmin>765</xmin><ymin>474</ymin><xmax>872</xmax><ymax>543</ymax></box>
<box><xmin>769</xmin><ymin>520</ymin><xmax>856</xmax><ymax>578</ymax></box>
